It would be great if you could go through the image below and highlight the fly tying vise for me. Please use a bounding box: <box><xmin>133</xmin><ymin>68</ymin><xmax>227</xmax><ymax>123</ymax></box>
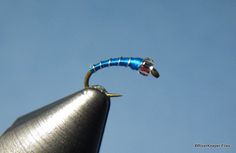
<box><xmin>84</xmin><ymin>57</ymin><xmax>160</xmax><ymax>97</ymax></box>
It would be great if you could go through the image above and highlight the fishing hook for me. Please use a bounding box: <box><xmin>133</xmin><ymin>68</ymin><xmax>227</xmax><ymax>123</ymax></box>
<box><xmin>84</xmin><ymin>57</ymin><xmax>160</xmax><ymax>97</ymax></box>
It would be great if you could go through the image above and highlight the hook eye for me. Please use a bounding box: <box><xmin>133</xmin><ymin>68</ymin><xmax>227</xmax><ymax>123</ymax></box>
<box><xmin>151</xmin><ymin>68</ymin><xmax>160</xmax><ymax>78</ymax></box>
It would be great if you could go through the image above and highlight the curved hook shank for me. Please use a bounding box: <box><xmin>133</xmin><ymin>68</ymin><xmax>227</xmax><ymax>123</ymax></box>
<box><xmin>84</xmin><ymin>57</ymin><xmax>159</xmax><ymax>97</ymax></box>
<box><xmin>84</xmin><ymin>71</ymin><xmax>92</xmax><ymax>88</ymax></box>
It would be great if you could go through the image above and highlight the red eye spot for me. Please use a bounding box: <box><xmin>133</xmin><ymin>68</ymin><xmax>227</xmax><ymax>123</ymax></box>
<box><xmin>139</xmin><ymin>65</ymin><xmax>150</xmax><ymax>75</ymax></box>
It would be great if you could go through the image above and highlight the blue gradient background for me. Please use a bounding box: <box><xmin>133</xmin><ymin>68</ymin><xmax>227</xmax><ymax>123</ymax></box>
<box><xmin>0</xmin><ymin>0</ymin><xmax>235</xmax><ymax>153</ymax></box>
